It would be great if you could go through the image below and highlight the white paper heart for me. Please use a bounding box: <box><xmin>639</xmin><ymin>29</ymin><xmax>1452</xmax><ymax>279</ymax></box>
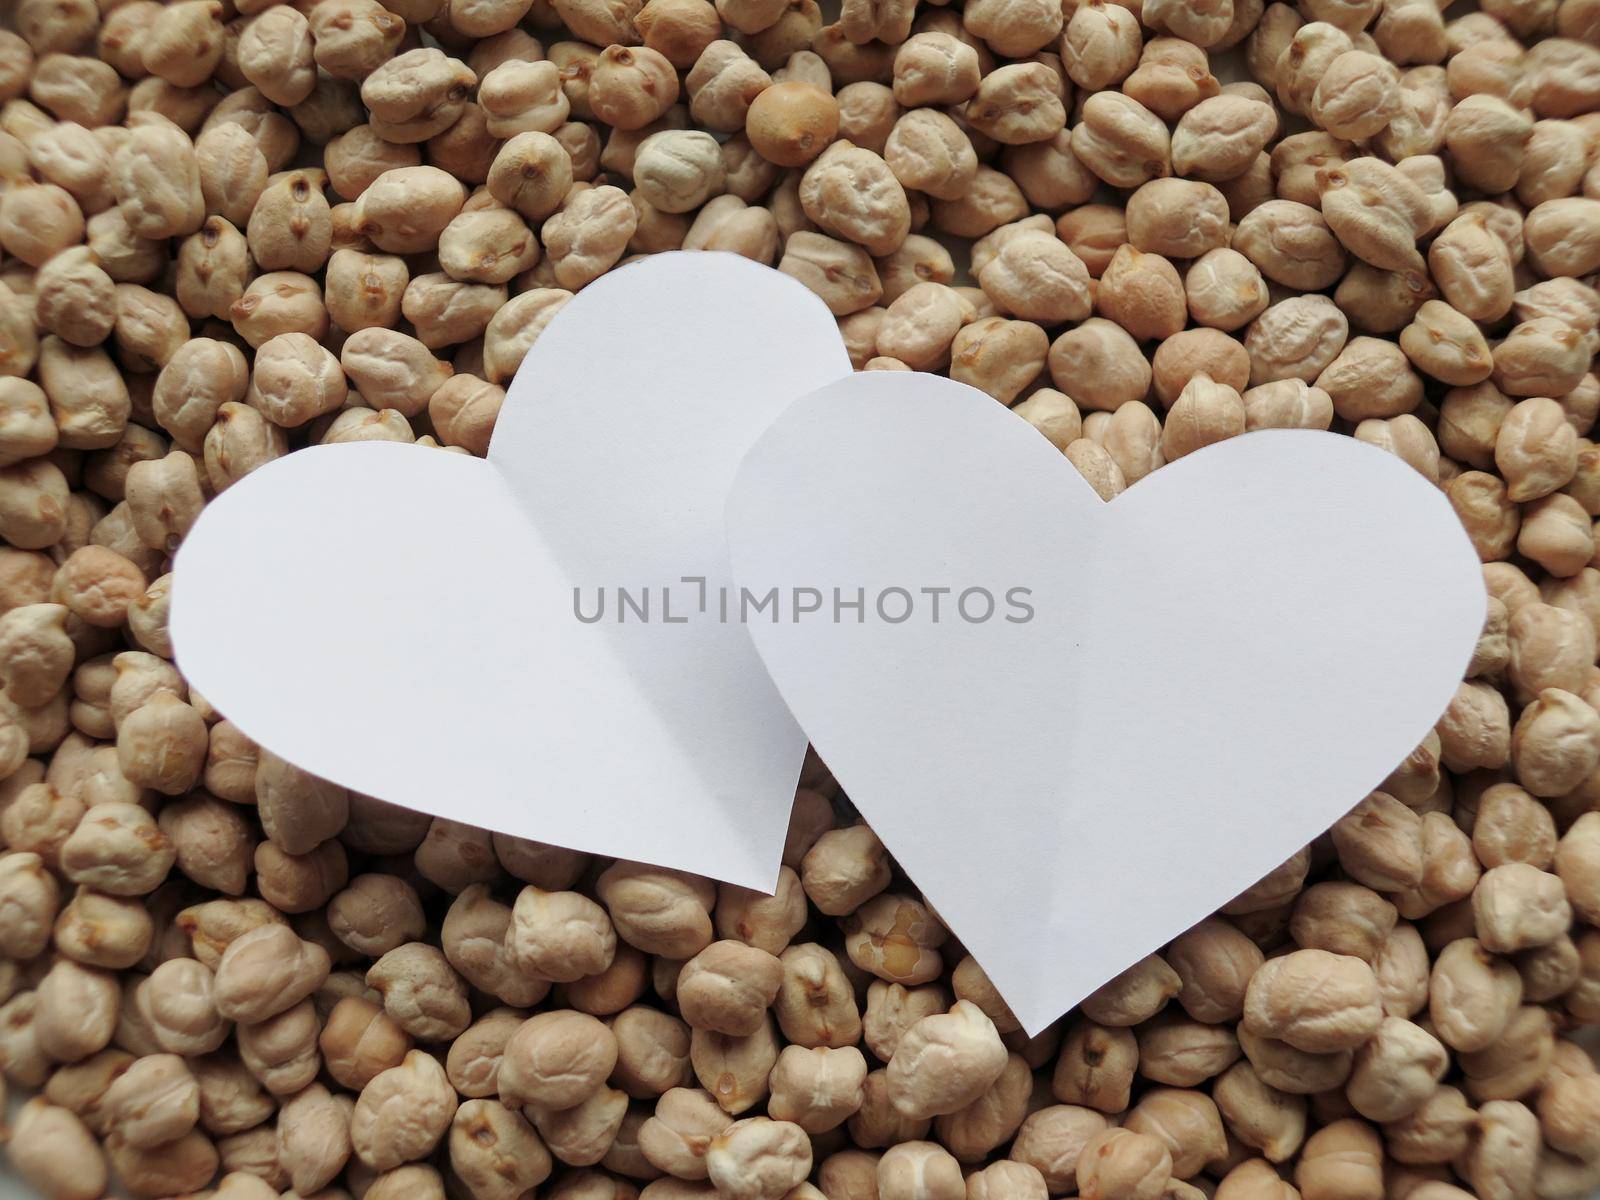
<box><xmin>726</xmin><ymin>371</ymin><xmax>1486</xmax><ymax>1033</ymax></box>
<box><xmin>171</xmin><ymin>252</ymin><xmax>852</xmax><ymax>889</ymax></box>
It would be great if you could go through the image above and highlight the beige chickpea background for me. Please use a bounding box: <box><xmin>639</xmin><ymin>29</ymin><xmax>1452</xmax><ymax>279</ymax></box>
<box><xmin>3</xmin><ymin>0</ymin><xmax>1600</xmax><ymax>1192</ymax></box>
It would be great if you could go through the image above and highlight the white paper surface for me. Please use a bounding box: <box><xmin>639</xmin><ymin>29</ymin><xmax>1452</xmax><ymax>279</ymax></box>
<box><xmin>172</xmin><ymin>252</ymin><xmax>853</xmax><ymax>889</ymax></box>
<box><xmin>726</xmin><ymin>371</ymin><xmax>1486</xmax><ymax>1034</ymax></box>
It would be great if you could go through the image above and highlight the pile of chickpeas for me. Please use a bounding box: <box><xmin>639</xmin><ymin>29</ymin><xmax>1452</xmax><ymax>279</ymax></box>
<box><xmin>1</xmin><ymin>0</ymin><xmax>1600</xmax><ymax>1193</ymax></box>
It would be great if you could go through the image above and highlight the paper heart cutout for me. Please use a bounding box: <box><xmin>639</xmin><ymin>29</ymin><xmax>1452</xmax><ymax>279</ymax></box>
<box><xmin>726</xmin><ymin>371</ymin><xmax>1485</xmax><ymax>1034</ymax></box>
<box><xmin>172</xmin><ymin>252</ymin><xmax>852</xmax><ymax>889</ymax></box>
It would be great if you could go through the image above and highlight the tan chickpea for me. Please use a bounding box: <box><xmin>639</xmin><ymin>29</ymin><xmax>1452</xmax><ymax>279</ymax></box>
<box><xmin>1427</xmin><ymin>937</ymin><xmax>1521</xmax><ymax>1054</ymax></box>
<box><xmin>245</xmin><ymin>170</ymin><xmax>330</xmax><ymax>274</ymax></box>
<box><xmin>1075</xmin><ymin>1128</ymin><xmax>1172</xmax><ymax>1200</ymax></box>
<box><xmin>967</xmin><ymin>1160</ymin><xmax>1048</xmax><ymax>1200</ymax></box>
<box><xmin>1051</xmin><ymin>1020</ymin><xmax>1137</xmax><ymax>1112</ymax></box>
<box><xmin>1065</xmin><ymin>439</ymin><xmax>1126</xmax><ymax>500</ymax></box>
<box><xmin>341</xmin><ymin>330</ymin><xmax>453</xmax><ymax>418</ymax></box>
<box><xmin>121</xmin><ymin>450</ymin><xmax>202</xmax><ymax>553</ymax></box>
<box><xmin>10</xmin><ymin>1099</ymin><xmax>107</xmax><ymax>1200</ymax></box>
<box><xmin>204</xmin><ymin>401</ymin><xmax>288</xmax><ymax>492</ymax></box>
<box><xmin>875</xmin><ymin>1140</ymin><xmax>963</xmax><ymax>1200</ymax></box>
<box><xmin>1494</xmin><ymin>319</ymin><xmax>1593</xmax><ymax>399</ymax></box>
<box><xmin>1233</xmin><ymin>200</ymin><xmax>1347</xmax><ymax>291</ymax></box>
<box><xmin>1123</xmin><ymin>39</ymin><xmax>1218</xmax><ymax>123</ymax></box>
<box><xmin>449</xmin><ymin>1099</ymin><xmax>554</xmax><ymax>1200</ymax></box>
<box><xmin>1013</xmin><ymin>390</ymin><xmax>1083</xmax><ymax>452</ymax></box>
<box><xmin>326</xmin><ymin>873</ymin><xmax>425</xmax><ymax>960</ymax></box>
<box><xmin>964</xmin><ymin>63</ymin><xmax>1066</xmax><ymax>146</ymax></box>
<box><xmin>360</xmin><ymin>49</ymin><xmax>477</xmax><ymax>143</ymax></box>
<box><xmin>1383</xmin><ymin>1085</ymin><xmax>1475</xmax><ymax>1165</ymax></box>
<box><xmin>0</xmin><ymin>181</ymin><xmax>83</xmax><ymax>268</ymax></box>
<box><xmin>354</xmin><ymin>165</ymin><xmax>467</xmax><ymax>255</ymax></box>
<box><xmin>1526</xmin><ymin>197</ymin><xmax>1600</xmax><ymax>277</ymax></box>
<box><xmin>1511</xmin><ymin>686</ymin><xmax>1600</xmax><ymax>796</ymax></box>
<box><xmin>1048</xmin><ymin>319</ymin><xmax>1151</xmax><ymax>412</ymax></box>
<box><xmin>352</xmin><ymin>1049</ymin><xmax>459</xmax><ymax>1170</ymax></box>
<box><xmin>950</xmin><ymin>317</ymin><xmax>1048</xmax><ymax>404</ymax></box>
<box><xmin>235</xmin><ymin>7</ymin><xmax>315</xmax><ymax>108</ymax></box>
<box><xmin>430</xmin><ymin>374</ymin><xmax>505</xmax><ymax>456</ymax></box>
<box><xmin>693</xmin><ymin>1016</ymin><xmax>780</xmax><ymax>1115</ymax></box>
<box><xmin>173</xmin><ymin>217</ymin><xmax>253</xmax><ymax>323</ymax></box>
<box><xmin>1185</xmin><ymin>249</ymin><xmax>1269</xmax><ymax>333</ymax></box>
<box><xmin>321</xmin><ymin>995</ymin><xmax>412</xmax><ymax>1092</ymax></box>
<box><xmin>772</xmin><ymin>942</ymin><xmax>861</xmax><ymax>1049</ymax></box>
<box><xmin>0</xmin><ymin>379</ymin><xmax>57</xmax><ymax>469</ymax></box>
<box><xmin>1170</xmin><ymin>95</ymin><xmax>1276</xmax><ymax>181</ymax></box>
<box><xmin>977</xmin><ymin>231</ymin><xmax>1091</xmax><ymax>324</ymax></box>
<box><xmin>670</xmin><ymin>940</ymin><xmax>781</xmax><ymax>1037</ymax></box>
<box><xmin>36</xmin><ymin>339</ymin><xmax>131</xmax><ymax>451</ymax></box>
<box><xmin>880</xmin><ymin>1000</ymin><xmax>1007</xmax><ymax>1121</ymax></box>
<box><xmin>135</xmin><ymin>957</ymin><xmax>230</xmax><ymax>1056</ymax></box>
<box><xmin>1330</xmin><ymin>792</ymin><xmax>1423</xmax><ymax>892</ymax></box>
<box><xmin>1080</xmin><ymin>955</ymin><xmax>1182</xmax><ymax>1027</ymax></box>
<box><xmin>1399</xmin><ymin>301</ymin><xmax>1493</xmax><ymax>387</ymax></box>
<box><xmin>544</xmin><ymin>185</ymin><xmax>639</xmax><ymax>289</ymax></box>
<box><xmin>1073</xmin><ymin>92</ymin><xmax>1171</xmax><ymax>189</ymax></box>
<box><xmin>213</xmin><ymin>922</ymin><xmax>332</xmax><ymax>1025</ymax></box>
<box><xmin>883</xmin><ymin>109</ymin><xmax>978</xmax><ymax>202</ymax></box>
<box><xmin>1315</xmin><ymin>336</ymin><xmax>1424</xmax><ymax>421</ymax></box>
<box><xmin>590</xmin><ymin>46</ymin><xmax>680</xmax><ymax>131</ymax></box>
<box><xmin>364</xmin><ymin>942</ymin><xmax>470</xmax><ymax>1042</ymax></box>
<box><xmin>1163</xmin><ymin>373</ymin><xmax>1246</xmax><ymax>460</ymax></box>
<box><xmin>767</xmin><ymin>1044</ymin><xmax>868</xmax><ymax>1132</ymax></box>
<box><xmin>1242</xmin><ymin>950</ymin><xmax>1382</xmax><ymax>1053</ymax></box>
<box><xmin>481</xmin><ymin>61</ymin><xmax>570</xmax><ymax>137</ymax></box>
<box><xmin>1062</xmin><ymin>0</ymin><xmax>1142</xmax><ymax>90</ymax></box>
<box><xmin>892</xmin><ymin>34</ymin><xmax>980</xmax><ymax>106</ymax></box>
<box><xmin>111</xmin><ymin>123</ymin><xmax>204</xmax><ymax>240</ymax></box>
<box><xmin>1464</xmin><ymin>1099</ymin><xmax>1540</xmax><ymax>1200</ymax></box>
<box><xmin>800</xmin><ymin>142</ymin><xmax>911</xmax><ymax>257</ymax></box>
<box><xmin>706</xmin><ymin>1117</ymin><xmax>813</xmax><ymax>1200</ymax></box>
<box><xmin>496</xmin><ymin>1008</ymin><xmax>618</xmax><ymax>1112</ymax></box>
<box><xmin>498</xmin><ymin>885</ymin><xmax>615</xmax><ymax>984</ymax></box>
<box><xmin>686</xmin><ymin>43</ymin><xmax>772</xmax><ymax>134</ymax></box>
<box><xmin>58</xmin><ymin>801</ymin><xmax>174</xmax><ymax>896</ymax></box>
<box><xmin>778</xmin><ymin>232</ymin><xmax>882</xmax><ymax>315</ymax></box>
<box><xmin>1424</xmin><ymin>213</ymin><xmax>1515</xmax><ymax>326</ymax></box>
<box><xmin>640</xmin><ymin>1086</ymin><xmax>734</xmax><ymax>1178</ymax></box>
<box><xmin>441</xmin><ymin>1006</ymin><xmax>522</xmax><ymax>1099</ymax></box>
<box><xmin>35</xmin><ymin>957</ymin><xmax>119</xmax><ymax>1063</ymax></box>
<box><xmin>0</xmin><ymin>602</ymin><xmax>71</xmax><ymax>708</ymax></box>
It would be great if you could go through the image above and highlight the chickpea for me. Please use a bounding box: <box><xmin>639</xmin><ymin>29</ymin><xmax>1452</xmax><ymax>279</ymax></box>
<box><xmin>352</xmin><ymin>1049</ymin><xmax>459</xmax><ymax>1171</ymax></box>
<box><xmin>692</xmin><ymin>1015</ymin><xmax>780</xmax><ymax>1115</ymax></box>
<box><xmin>500</xmin><ymin>1009</ymin><xmax>619</xmax><ymax>1111</ymax></box>
<box><xmin>1062</xmin><ymin>0</ymin><xmax>1142</xmax><ymax>90</ymax></box>
<box><xmin>148</xmin><ymin>339</ymin><xmax>243</xmax><ymax>448</ymax></box>
<box><xmin>884</xmin><ymin>109</ymin><xmax>978</xmax><ymax>202</ymax></box>
<box><xmin>591</xmin><ymin>46</ymin><xmax>680</xmax><ymax>131</ymax></box>
<box><xmin>213</xmin><ymin>922</ymin><xmax>332</xmax><ymax>1025</ymax></box>
<box><xmin>641</xmin><ymin>1086</ymin><xmax>734</xmax><ymax>1178</ymax></box>
<box><xmin>707</xmin><ymin>1117</ymin><xmax>813</xmax><ymax>1200</ymax></box>
<box><xmin>1242</xmin><ymin>950</ymin><xmax>1383</xmax><ymax>1053</ymax></box>
<box><xmin>893</xmin><ymin>34</ymin><xmax>980</xmax><ymax>106</ymax></box>
<box><xmin>800</xmin><ymin>141</ymin><xmax>911</xmax><ymax>256</ymax></box>
<box><xmin>246</xmin><ymin>332</ymin><xmax>346</xmax><ymax>429</ymax></box>
<box><xmin>361</xmin><ymin>49</ymin><xmax>477</xmax><ymax>143</ymax></box>
<box><xmin>1073</xmin><ymin>92</ymin><xmax>1171</xmax><ymax>189</ymax></box>
<box><xmin>1173</xmin><ymin>95</ymin><xmax>1277</xmax><ymax>181</ymax></box>
<box><xmin>354</xmin><ymin>165</ymin><xmax>467</xmax><ymax>254</ymax></box>
<box><xmin>10</xmin><ymin>1099</ymin><xmax>107</xmax><ymax>1200</ymax></box>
